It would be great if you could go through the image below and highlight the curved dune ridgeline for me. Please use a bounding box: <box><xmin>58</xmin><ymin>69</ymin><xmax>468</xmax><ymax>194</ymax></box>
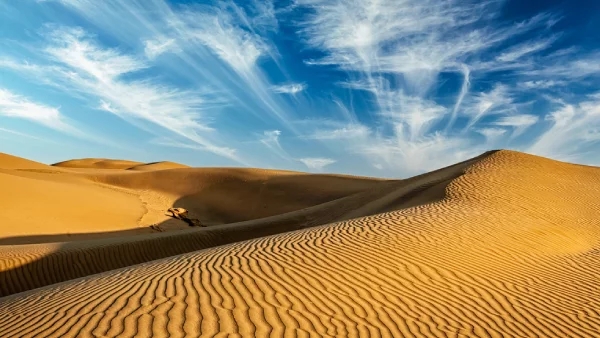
<box><xmin>52</xmin><ymin>158</ymin><xmax>146</xmax><ymax>169</ymax></box>
<box><xmin>0</xmin><ymin>152</ymin><xmax>487</xmax><ymax>296</ymax></box>
<box><xmin>1</xmin><ymin>150</ymin><xmax>600</xmax><ymax>337</ymax></box>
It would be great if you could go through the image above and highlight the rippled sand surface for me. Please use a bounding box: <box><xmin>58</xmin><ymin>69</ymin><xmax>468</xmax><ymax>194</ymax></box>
<box><xmin>1</xmin><ymin>150</ymin><xmax>599</xmax><ymax>337</ymax></box>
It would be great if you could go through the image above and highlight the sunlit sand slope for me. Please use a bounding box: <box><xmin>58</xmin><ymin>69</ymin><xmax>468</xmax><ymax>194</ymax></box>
<box><xmin>0</xmin><ymin>155</ymin><xmax>146</xmax><ymax>240</ymax></box>
<box><xmin>0</xmin><ymin>152</ymin><xmax>479</xmax><ymax>295</ymax></box>
<box><xmin>0</xmin><ymin>153</ymin><xmax>383</xmax><ymax>243</ymax></box>
<box><xmin>1</xmin><ymin>150</ymin><xmax>599</xmax><ymax>337</ymax></box>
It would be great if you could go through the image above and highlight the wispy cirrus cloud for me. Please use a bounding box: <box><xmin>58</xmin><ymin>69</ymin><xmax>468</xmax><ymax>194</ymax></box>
<box><xmin>292</xmin><ymin>0</ymin><xmax>567</xmax><ymax>175</ymax></box>
<box><xmin>1</xmin><ymin>0</ymin><xmax>599</xmax><ymax>177</ymax></box>
<box><xmin>0</xmin><ymin>26</ymin><xmax>241</xmax><ymax>161</ymax></box>
<box><xmin>271</xmin><ymin>83</ymin><xmax>306</xmax><ymax>95</ymax></box>
<box><xmin>476</xmin><ymin>128</ymin><xmax>507</xmax><ymax>143</ymax></box>
<box><xmin>143</xmin><ymin>37</ymin><xmax>179</xmax><ymax>59</ymax></box>
<box><xmin>529</xmin><ymin>94</ymin><xmax>600</xmax><ymax>162</ymax></box>
<box><xmin>307</xmin><ymin>123</ymin><xmax>370</xmax><ymax>141</ymax></box>
<box><xmin>492</xmin><ymin>114</ymin><xmax>539</xmax><ymax>137</ymax></box>
<box><xmin>496</xmin><ymin>36</ymin><xmax>558</xmax><ymax>63</ymax></box>
<box><xmin>0</xmin><ymin>88</ymin><xmax>73</xmax><ymax>133</ymax></box>
<box><xmin>299</xmin><ymin>157</ymin><xmax>336</xmax><ymax>171</ymax></box>
<box><xmin>259</xmin><ymin>129</ymin><xmax>293</xmax><ymax>161</ymax></box>
<box><xmin>462</xmin><ymin>84</ymin><xmax>514</xmax><ymax>131</ymax></box>
<box><xmin>50</xmin><ymin>0</ymin><xmax>302</xmax><ymax>137</ymax></box>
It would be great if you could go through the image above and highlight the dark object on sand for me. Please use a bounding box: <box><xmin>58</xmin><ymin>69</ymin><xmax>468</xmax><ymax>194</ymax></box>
<box><xmin>165</xmin><ymin>207</ymin><xmax>204</xmax><ymax>227</ymax></box>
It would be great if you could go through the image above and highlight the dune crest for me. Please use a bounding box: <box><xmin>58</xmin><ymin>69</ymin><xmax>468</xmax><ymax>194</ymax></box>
<box><xmin>1</xmin><ymin>150</ymin><xmax>600</xmax><ymax>337</ymax></box>
<box><xmin>127</xmin><ymin>161</ymin><xmax>190</xmax><ymax>171</ymax></box>
<box><xmin>53</xmin><ymin>158</ymin><xmax>145</xmax><ymax>169</ymax></box>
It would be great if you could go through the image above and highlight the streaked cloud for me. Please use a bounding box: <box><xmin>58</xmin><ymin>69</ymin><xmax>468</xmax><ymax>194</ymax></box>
<box><xmin>0</xmin><ymin>88</ymin><xmax>73</xmax><ymax>132</ymax></box>
<box><xmin>299</xmin><ymin>157</ymin><xmax>336</xmax><ymax>171</ymax></box>
<box><xmin>16</xmin><ymin>26</ymin><xmax>240</xmax><ymax>162</ymax></box>
<box><xmin>0</xmin><ymin>0</ymin><xmax>598</xmax><ymax>176</ymax></box>
<box><xmin>259</xmin><ymin>129</ymin><xmax>292</xmax><ymax>161</ymax></box>
<box><xmin>144</xmin><ymin>37</ymin><xmax>178</xmax><ymax>59</ymax></box>
<box><xmin>271</xmin><ymin>83</ymin><xmax>306</xmax><ymax>95</ymax></box>
<box><xmin>492</xmin><ymin>114</ymin><xmax>539</xmax><ymax>137</ymax></box>
<box><xmin>529</xmin><ymin>94</ymin><xmax>600</xmax><ymax>162</ymax></box>
<box><xmin>309</xmin><ymin>124</ymin><xmax>370</xmax><ymax>141</ymax></box>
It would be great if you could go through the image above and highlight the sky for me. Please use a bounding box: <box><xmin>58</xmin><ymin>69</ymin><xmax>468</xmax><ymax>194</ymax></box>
<box><xmin>1</xmin><ymin>0</ymin><xmax>599</xmax><ymax>178</ymax></box>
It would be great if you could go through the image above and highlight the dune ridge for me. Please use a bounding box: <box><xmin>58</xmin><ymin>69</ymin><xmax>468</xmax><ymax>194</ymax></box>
<box><xmin>0</xmin><ymin>152</ymin><xmax>488</xmax><ymax>296</ymax></box>
<box><xmin>126</xmin><ymin>161</ymin><xmax>190</xmax><ymax>171</ymax></box>
<box><xmin>1</xmin><ymin>150</ymin><xmax>600</xmax><ymax>337</ymax></box>
<box><xmin>52</xmin><ymin>158</ymin><xmax>192</xmax><ymax>171</ymax></box>
<box><xmin>52</xmin><ymin>158</ymin><xmax>145</xmax><ymax>169</ymax></box>
<box><xmin>0</xmin><ymin>153</ymin><xmax>386</xmax><ymax>243</ymax></box>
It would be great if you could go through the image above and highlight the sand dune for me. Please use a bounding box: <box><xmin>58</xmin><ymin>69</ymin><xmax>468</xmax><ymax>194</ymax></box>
<box><xmin>1</xmin><ymin>150</ymin><xmax>600</xmax><ymax>337</ymax></box>
<box><xmin>53</xmin><ymin>158</ymin><xmax>191</xmax><ymax>171</ymax></box>
<box><xmin>53</xmin><ymin>158</ymin><xmax>145</xmax><ymax>169</ymax></box>
<box><xmin>0</xmin><ymin>152</ymin><xmax>480</xmax><ymax>295</ymax></box>
<box><xmin>126</xmin><ymin>161</ymin><xmax>190</xmax><ymax>171</ymax></box>
<box><xmin>0</xmin><ymin>153</ymin><xmax>384</xmax><ymax>244</ymax></box>
<box><xmin>0</xmin><ymin>155</ymin><xmax>147</xmax><ymax>241</ymax></box>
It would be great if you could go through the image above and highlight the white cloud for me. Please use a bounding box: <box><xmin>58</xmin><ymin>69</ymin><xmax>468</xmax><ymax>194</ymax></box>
<box><xmin>523</xmin><ymin>51</ymin><xmax>600</xmax><ymax>79</ymax></box>
<box><xmin>496</xmin><ymin>36</ymin><xmax>557</xmax><ymax>63</ymax></box>
<box><xmin>179</xmin><ymin>11</ymin><xmax>268</xmax><ymax>76</ymax></box>
<box><xmin>521</xmin><ymin>80</ymin><xmax>565</xmax><ymax>89</ymax></box>
<box><xmin>299</xmin><ymin>157</ymin><xmax>336</xmax><ymax>171</ymax></box>
<box><xmin>476</xmin><ymin>128</ymin><xmax>507</xmax><ymax>143</ymax></box>
<box><xmin>144</xmin><ymin>37</ymin><xmax>178</xmax><ymax>59</ymax></box>
<box><xmin>529</xmin><ymin>95</ymin><xmax>600</xmax><ymax>162</ymax></box>
<box><xmin>271</xmin><ymin>83</ymin><xmax>306</xmax><ymax>95</ymax></box>
<box><xmin>259</xmin><ymin>129</ymin><xmax>292</xmax><ymax>160</ymax></box>
<box><xmin>463</xmin><ymin>84</ymin><xmax>514</xmax><ymax>131</ymax></box>
<box><xmin>358</xmin><ymin>132</ymin><xmax>481</xmax><ymax>175</ymax></box>
<box><xmin>383</xmin><ymin>93</ymin><xmax>447</xmax><ymax>141</ymax></box>
<box><xmin>0</xmin><ymin>88</ymin><xmax>73</xmax><ymax>132</ymax></box>
<box><xmin>447</xmin><ymin>64</ymin><xmax>470</xmax><ymax>130</ymax></box>
<box><xmin>292</xmin><ymin>0</ymin><xmax>564</xmax><ymax>176</ymax></box>
<box><xmin>308</xmin><ymin>124</ymin><xmax>370</xmax><ymax>140</ymax></box>
<box><xmin>38</xmin><ymin>26</ymin><xmax>241</xmax><ymax>162</ymax></box>
<box><xmin>2</xmin><ymin>0</ymin><xmax>598</xmax><ymax>176</ymax></box>
<box><xmin>51</xmin><ymin>0</ymin><xmax>296</xmax><ymax>130</ymax></box>
<box><xmin>492</xmin><ymin>114</ymin><xmax>538</xmax><ymax>137</ymax></box>
<box><xmin>259</xmin><ymin>129</ymin><xmax>281</xmax><ymax>146</ymax></box>
<box><xmin>46</xmin><ymin>27</ymin><xmax>148</xmax><ymax>82</ymax></box>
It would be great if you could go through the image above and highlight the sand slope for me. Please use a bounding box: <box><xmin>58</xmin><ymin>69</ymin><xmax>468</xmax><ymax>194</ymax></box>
<box><xmin>1</xmin><ymin>150</ymin><xmax>599</xmax><ymax>337</ymax></box>
<box><xmin>0</xmin><ymin>152</ymin><xmax>481</xmax><ymax>295</ymax></box>
<box><xmin>0</xmin><ymin>155</ymin><xmax>146</xmax><ymax>240</ymax></box>
<box><xmin>0</xmin><ymin>153</ymin><xmax>385</xmax><ymax>244</ymax></box>
<box><xmin>53</xmin><ymin>158</ymin><xmax>145</xmax><ymax>169</ymax></box>
<box><xmin>127</xmin><ymin>161</ymin><xmax>190</xmax><ymax>171</ymax></box>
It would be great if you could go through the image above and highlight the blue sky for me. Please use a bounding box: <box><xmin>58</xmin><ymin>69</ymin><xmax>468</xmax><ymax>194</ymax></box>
<box><xmin>1</xmin><ymin>0</ymin><xmax>599</xmax><ymax>177</ymax></box>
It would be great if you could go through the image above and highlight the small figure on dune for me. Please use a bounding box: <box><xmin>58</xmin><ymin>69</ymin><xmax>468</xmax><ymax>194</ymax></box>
<box><xmin>165</xmin><ymin>207</ymin><xmax>203</xmax><ymax>227</ymax></box>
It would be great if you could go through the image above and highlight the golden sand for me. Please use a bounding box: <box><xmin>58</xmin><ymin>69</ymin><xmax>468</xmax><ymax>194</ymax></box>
<box><xmin>1</xmin><ymin>150</ymin><xmax>599</xmax><ymax>337</ymax></box>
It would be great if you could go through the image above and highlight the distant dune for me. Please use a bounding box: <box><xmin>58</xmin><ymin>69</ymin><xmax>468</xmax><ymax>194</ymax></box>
<box><xmin>53</xmin><ymin>158</ymin><xmax>145</xmax><ymax>169</ymax></box>
<box><xmin>1</xmin><ymin>154</ymin><xmax>385</xmax><ymax>244</ymax></box>
<box><xmin>1</xmin><ymin>150</ymin><xmax>599</xmax><ymax>337</ymax></box>
<box><xmin>126</xmin><ymin>161</ymin><xmax>190</xmax><ymax>171</ymax></box>
<box><xmin>53</xmin><ymin>158</ymin><xmax>192</xmax><ymax>171</ymax></box>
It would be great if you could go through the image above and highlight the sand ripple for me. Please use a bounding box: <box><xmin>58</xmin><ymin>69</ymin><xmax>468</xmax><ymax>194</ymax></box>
<box><xmin>1</xmin><ymin>151</ymin><xmax>599</xmax><ymax>337</ymax></box>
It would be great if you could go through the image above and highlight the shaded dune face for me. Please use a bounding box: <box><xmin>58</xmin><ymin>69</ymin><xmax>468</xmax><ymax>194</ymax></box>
<box><xmin>1</xmin><ymin>150</ymin><xmax>600</xmax><ymax>337</ymax></box>
<box><xmin>0</xmin><ymin>152</ymin><xmax>482</xmax><ymax>296</ymax></box>
<box><xmin>126</xmin><ymin>161</ymin><xmax>190</xmax><ymax>171</ymax></box>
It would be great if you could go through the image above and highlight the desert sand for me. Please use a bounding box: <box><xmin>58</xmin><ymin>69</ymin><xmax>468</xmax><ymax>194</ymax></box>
<box><xmin>1</xmin><ymin>150</ymin><xmax>599</xmax><ymax>337</ymax></box>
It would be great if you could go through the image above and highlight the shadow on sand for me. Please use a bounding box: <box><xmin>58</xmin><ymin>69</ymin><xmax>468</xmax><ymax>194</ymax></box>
<box><xmin>0</xmin><ymin>151</ymin><xmax>496</xmax><ymax>298</ymax></box>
